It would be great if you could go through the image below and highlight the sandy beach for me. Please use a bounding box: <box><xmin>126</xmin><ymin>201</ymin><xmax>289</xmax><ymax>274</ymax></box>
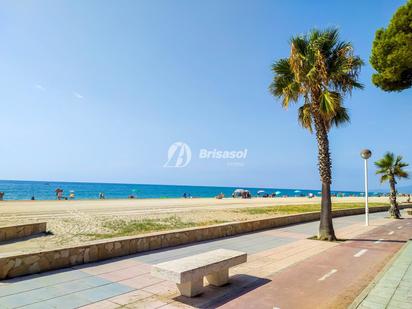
<box><xmin>0</xmin><ymin>196</ymin><xmax>392</xmax><ymax>219</ymax></box>
<box><xmin>0</xmin><ymin>196</ymin><xmax>400</xmax><ymax>254</ymax></box>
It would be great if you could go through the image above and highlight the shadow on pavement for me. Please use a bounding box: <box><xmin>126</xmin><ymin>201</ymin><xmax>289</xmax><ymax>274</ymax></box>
<box><xmin>173</xmin><ymin>274</ymin><xmax>270</xmax><ymax>308</ymax></box>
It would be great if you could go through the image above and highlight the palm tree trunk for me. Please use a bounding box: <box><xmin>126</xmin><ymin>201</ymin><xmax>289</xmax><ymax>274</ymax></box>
<box><xmin>313</xmin><ymin>110</ymin><xmax>337</xmax><ymax>241</ymax></box>
<box><xmin>389</xmin><ymin>178</ymin><xmax>400</xmax><ymax>219</ymax></box>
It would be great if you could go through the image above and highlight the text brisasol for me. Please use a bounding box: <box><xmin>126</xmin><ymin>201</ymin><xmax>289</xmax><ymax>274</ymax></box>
<box><xmin>199</xmin><ymin>149</ymin><xmax>248</xmax><ymax>160</ymax></box>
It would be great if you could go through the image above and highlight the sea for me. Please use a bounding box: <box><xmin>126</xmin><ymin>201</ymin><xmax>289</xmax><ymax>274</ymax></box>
<box><xmin>0</xmin><ymin>180</ymin><xmax>370</xmax><ymax>201</ymax></box>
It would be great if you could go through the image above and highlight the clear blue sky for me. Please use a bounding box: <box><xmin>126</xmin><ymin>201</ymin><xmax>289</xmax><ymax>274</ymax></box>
<box><xmin>0</xmin><ymin>0</ymin><xmax>410</xmax><ymax>191</ymax></box>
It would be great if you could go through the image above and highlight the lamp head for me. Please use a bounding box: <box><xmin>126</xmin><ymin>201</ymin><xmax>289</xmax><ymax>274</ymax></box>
<box><xmin>360</xmin><ymin>149</ymin><xmax>372</xmax><ymax>160</ymax></box>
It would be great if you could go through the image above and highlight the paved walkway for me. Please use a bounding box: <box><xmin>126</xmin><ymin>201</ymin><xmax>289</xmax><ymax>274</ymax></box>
<box><xmin>219</xmin><ymin>217</ymin><xmax>412</xmax><ymax>309</ymax></box>
<box><xmin>356</xmin><ymin>240</ymin><xmax>412</xmax><ymax>309</ymax></box>
<box><xmin>0</xmin><ymin>211</ymin><xmax>411</xmax><ymax>308</ymax></box>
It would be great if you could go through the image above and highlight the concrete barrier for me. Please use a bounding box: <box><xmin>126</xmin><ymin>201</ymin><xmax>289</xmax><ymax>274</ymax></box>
<box><xmin>0</xmin><ymin>205</ymin><xmax>405</xmax><ymax>280</ymax></box>
<box><xmin>0</xmin><ymin>222</ymin><xmax>47</xmax><ymax>242</ymax></box>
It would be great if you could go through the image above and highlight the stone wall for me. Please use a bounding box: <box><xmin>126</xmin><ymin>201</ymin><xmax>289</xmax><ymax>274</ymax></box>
<box><xmin>0</xmin><ymin>222</ymin><xmax>47</xmax><ymax>242</ymax></box>
<box><xmin>0</xmin><ymin>205</ymin><xmax>399</xmax><ymax>280</ymax></box>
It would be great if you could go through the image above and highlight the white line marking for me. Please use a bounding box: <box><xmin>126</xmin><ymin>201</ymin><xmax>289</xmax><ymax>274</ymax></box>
<box><xmin>374</xmin><ymin>239</ymin><xmax>384</xmax><ymax>244</ymax></box>
<box><xmin>318</xmin><ymin>269</ymin><xmax>338</xmax><ymax>281</ymax></box>
<box><xmin>388</xmin><ymin>231</ymin><xmax>395</xmax><ymax>235</ymax></box>
<box><xmin>397</xmin><ymin>226</ymin><xmax>403</xmax><ymax>229</ymax></box>
<box><xmin>354</xmin><ymin>249</ymin><xmax>368</xmax><ymax>257</ymax></box>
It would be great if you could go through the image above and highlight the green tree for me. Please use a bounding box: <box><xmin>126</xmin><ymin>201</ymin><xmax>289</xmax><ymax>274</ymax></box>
<box><xmin>269</xmin><ymin>29</ymin><xmax>363</xmax><ymax>240</ymax></box>
<box><xmin>375</xmin><ymin>152</ymin><xmax>409</xmax><ymax>218</ymax></box>
<box><xmin>370</xmin><ymin>0</ymin><xmax>412</xmax><ymax>91</ymax></box>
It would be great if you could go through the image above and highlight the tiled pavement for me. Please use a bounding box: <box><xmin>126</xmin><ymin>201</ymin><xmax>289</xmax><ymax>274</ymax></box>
<box><xmin>357</xmin><ymin>240</ymin><xmax>412</xmax><ymax>309</ymax></box>
<box><xmin>0</xmin><ymin>211</ymin><xmax>409</xmax><ymax>308</ymax></box>
<box><xmin>219</xmin><ymin>217</ymin><xmax>412</xmax><ymax>309</ymax></box>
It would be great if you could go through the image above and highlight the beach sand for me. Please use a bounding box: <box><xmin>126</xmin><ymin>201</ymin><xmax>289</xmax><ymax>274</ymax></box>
<box><xmin>0</xmin><ymin>196</ymin><xmax>392</xmax><ymax>219</ymax></box>
<box><xmin>0</xmin><ymin>196</ymin><xmax>399</xmax><ymax>254</ymax></box>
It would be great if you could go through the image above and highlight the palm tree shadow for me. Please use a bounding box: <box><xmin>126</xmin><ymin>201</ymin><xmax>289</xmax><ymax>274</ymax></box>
<box><xmin>173</xmin><ymin>274</ymin><xmax>270</xmax><ymax>308</ymax></box>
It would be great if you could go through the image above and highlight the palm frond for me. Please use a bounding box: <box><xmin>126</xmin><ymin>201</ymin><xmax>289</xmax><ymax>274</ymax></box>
<box><xmin>269</xmin><ymin>28</ymin><xmax>363</xmax><ymax>135</ymax></box>
<box><xmin>375</xmin><ymin>152</ymin><xmax>395</xmax><ymax>169</ymax></box>
<box><xmin>380</xmin><ymin>174</ymin><xmax>390</xmax><ymax>183</ymax></box>
<box><xmin>319</xmin><ymin>90</ymin><xmax>341</xmax><ymax>116</ymax></box>
<box><xmin>329</xmin><ymin>106</ymin><xmax>350</xmax><ymax>128</ymax></box>
<box><xmin>298</xmin><ymin>103</ymin><xmax>313</xmax><ymax>132</ymax></box>
<box><xmin>269</xmin><ymin>58</ymin><xmax>301</xmax><ymax>108</ymax></box>
<box><xmin>375</xmin><ymin>152</ymin><xmax>409</xmax><ymax>181</ymax></box>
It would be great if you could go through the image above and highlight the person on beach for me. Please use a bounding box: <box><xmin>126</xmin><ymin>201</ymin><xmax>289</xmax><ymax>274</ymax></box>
<box><xmin>215</xmin><ymin>192</ymin><xmax>224</xmax><ymax>199</ymax></box>
<box><xmin>55</xmin><ymin>188</ymin><xmax>63</xmax><ymax>200</ymax></box>
<box><xmin>0</xmin><ymin>192</ymin><xmax>4</xmax><ymax>200</ymax></box>
<box><xmin>99</xmin><ymin>192</ymin><xmax>105</xmax><ymax>199</ymax></box>
<box><xmin>69</xmin><ymin>191</ymin><xmax>75</xmax><ymax>199</ymax></box>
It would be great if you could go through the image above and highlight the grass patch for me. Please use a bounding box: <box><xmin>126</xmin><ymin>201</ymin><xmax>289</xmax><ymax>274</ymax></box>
<box><xmin>233</xmin><ymin>202</ymin><xmax>388</xmax><ymax>215</ymax></box>
<box><xmin>87</xmin><ymin>216</ymin><xmax>227</xmax><ymax>239</ymax></box>
<box><xmin>84</xmin><ymin>203</ymin><xmax>389</xmax><ymax>240</ymax></box>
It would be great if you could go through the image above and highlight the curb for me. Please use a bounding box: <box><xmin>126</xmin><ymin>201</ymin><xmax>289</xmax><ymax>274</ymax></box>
<box><xmin>348</xmin><ymin>239</ymin><xmax>411</xmax><ymax>309</ymax></box>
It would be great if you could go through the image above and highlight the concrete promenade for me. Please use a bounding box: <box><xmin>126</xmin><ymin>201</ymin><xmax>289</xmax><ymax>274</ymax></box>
<box><xmin>0</xmin><ymin>211</ymin><xmax>411</xmax><ymax>308</ymax></box>
<box><xmin>356</xmin><ymin>240</ymin><xmax>412</xmax><ymax>309</ymax></box>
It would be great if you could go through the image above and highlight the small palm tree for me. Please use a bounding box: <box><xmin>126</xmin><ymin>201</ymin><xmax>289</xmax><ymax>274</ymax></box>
<box><xmin>269</xmin><ymin>28</ymin><xmax>363</xmax><ymax>240</ymax></box>
<box><xmin>375</xmin><ymin>152</ymin><xmax>409</xmax><ymax>218</ymax></box>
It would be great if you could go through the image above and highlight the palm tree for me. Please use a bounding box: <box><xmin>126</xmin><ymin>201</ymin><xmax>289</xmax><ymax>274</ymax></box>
<box><xmin>269</xmin><ymin>28</ymin><xmax>363</xmax><ymax>240</ymax></box>
<box><xmin>375</xmin><ymin>152</ymin><xmax>409</xmax><ymax>218</ymax></box>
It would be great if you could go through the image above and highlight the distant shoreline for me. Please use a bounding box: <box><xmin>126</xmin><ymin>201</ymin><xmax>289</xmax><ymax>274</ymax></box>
<box><xmin>0</xmin><ymin>179</ymin><xmax>380</xmax><ymax>201</ymax></box>
<box><xmin>0</xmin><ymin>178</ymin><xmax>368</xmax><ymax>193</ymax></box>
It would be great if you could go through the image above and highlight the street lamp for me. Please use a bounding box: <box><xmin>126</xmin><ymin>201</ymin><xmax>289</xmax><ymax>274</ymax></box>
<box><xmin>361</xmin><ymin>149</ymin><xmax>372</xmax><ymax>226</ymax></box>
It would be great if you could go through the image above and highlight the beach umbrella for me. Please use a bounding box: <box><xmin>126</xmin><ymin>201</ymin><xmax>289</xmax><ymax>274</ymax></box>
<box><xmin>257</xmin><ymin>190</ymin><xmax>265</xmax><ymax>194</ymax></box>
<box><xmin>275</xmin><ymin>191</ymin><xmax>281</xmax><ymax>195</ymax></box>
<box><xmin>294</xmin><ymin>190</ymin><xmax>301</xmax><ymax>193</ymax></box>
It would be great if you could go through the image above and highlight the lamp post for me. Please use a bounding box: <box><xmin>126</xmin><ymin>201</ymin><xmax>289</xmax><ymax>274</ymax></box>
<box><xmin>361</xmin><ymin>149</ymin><xmax>372</xmax><ymax>226</ymax></box>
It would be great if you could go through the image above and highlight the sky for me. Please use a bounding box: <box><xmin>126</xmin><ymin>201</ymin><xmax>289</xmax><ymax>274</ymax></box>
<box><xmin>0</xmin><ymin>0</ymin><xmax>411</xmax><ymax>191</ymax></box>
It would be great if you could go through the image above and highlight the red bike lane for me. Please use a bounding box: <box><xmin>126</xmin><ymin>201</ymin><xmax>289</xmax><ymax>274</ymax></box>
<box><xmin>218</xmin><ymin>218</ymin><xmax>412</xmax><ymax>309</ymax></box>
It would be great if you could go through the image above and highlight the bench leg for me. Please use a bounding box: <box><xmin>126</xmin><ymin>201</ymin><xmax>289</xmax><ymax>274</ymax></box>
<box><xmin>177</xmin><ymin>278</ymin><xmax>203</xmax><ymax>297</ymax></box>
<box><xmin>206</xmin><ymin>269</ymin><xmax>229</xmax><ymax>286</ymax></box>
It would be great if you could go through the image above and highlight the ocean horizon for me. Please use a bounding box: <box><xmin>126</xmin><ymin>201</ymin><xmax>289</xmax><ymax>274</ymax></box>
<box><xmin>0</xmin><ymin>179</ymin><xmax>378</xmax><ymax>201</ymax></box>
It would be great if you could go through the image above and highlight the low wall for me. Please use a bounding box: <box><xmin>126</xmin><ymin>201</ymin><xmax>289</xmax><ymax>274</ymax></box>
<box><xmin>0</xmin><ymin>222</ymin><xmax>47</xmax><ymax>242</ymax></box>
<box><xmin>0</xmin><ymin>205</ymin><xmax>402</xmax><ymax>280</ymax></box>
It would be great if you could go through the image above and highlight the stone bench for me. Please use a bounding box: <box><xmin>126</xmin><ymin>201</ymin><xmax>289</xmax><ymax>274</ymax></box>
<box><xmin>151</xmin><ymin>249</ymin><xmax>247</xmax><ymax>297</ymax></box>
